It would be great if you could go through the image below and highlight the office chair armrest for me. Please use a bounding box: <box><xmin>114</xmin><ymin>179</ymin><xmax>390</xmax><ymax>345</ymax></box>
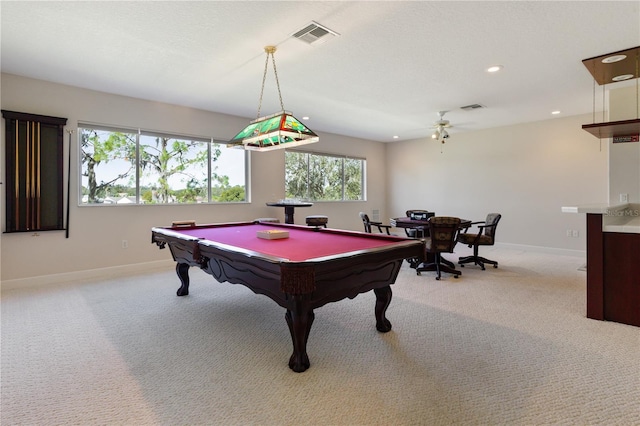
<box><xmin>461</xmin><ymin>221</ymin><xmax>484</xmax><ymax>234</ymax></box>
<box><xmin>377</xmin><ymin>224</ymin><xmax>392</xmax><ymax>232</ymax></box>
<box><xmin>370</xmin><ymin>221</ymin><xmax>392</xmax><ymax>235</ymax></box>
<box><xmin>370</xmin><ymin>221</ymin><xmax>390</xmax><ymax>228</ymax></box>
<box><xmin>465</xmin><ymin>222</ymin><xmax>497</xmax><ymax>245</ymax></box>
<box><xmin>458</xmin><ymin>224</ymin><xmax>488</xmax><ymax>245</ymax></box>
<box><xmin>476</xmin><ymin>222</ymin><xmax>497</xmax><ymax>232</ymax></box>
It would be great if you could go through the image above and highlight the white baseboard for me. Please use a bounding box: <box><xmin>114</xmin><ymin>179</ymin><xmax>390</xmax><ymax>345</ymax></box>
<box><xmin>1</xmin><ymin>259</ymin><xmax>175</xmax><ymax>291</ymax></box>
<box><xmin>494</xmin><ymin>242</ymin><xmax>585</xmax><ymax>258</ymax></box>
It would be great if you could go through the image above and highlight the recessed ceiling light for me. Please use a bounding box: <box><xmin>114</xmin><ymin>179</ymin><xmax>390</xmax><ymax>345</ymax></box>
<box><xmin>551</xmin><ymin>110</ymin><xmax>561</xmax><ymax>115</ymax></box>
<box><xmin>602</xmin><ymin>54</ymin><xmax>626</xmax><ymax>64</ymax></box>
<box><xmin>486</xmin><ymin>65</ymin><xmax>503</xmax><ymax>73</ymax></box>
<box><xmin>392</xmin><ymin>135</ymin><xmax>399</xmax><ymax>139</ymax></box>
<box><xmin>612</xmin><ymin>74</ymin><xmax>634</xmax><ymax>82</ymax></box>
<box><xmin>302</xmin><ymin>116</ymin><xmax>310</xmax><ymax>120</ymax></box>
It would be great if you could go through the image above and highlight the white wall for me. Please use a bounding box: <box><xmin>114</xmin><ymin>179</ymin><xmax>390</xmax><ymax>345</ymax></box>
<box><xmin>1</xmin><ymin>74</ymin><xmax>388</xmax><ymax>283</ymax></box>
<box><xmin>385</xmin><ymin>114</ymin><xmax>609</xmax><ymax>251</ymax></box>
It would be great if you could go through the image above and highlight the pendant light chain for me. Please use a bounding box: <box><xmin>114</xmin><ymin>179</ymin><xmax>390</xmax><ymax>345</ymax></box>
<box><xmin>256</xmin><ymin>46</ymin><xmax>285</xmax><ymax>119</ymax></box>
<box><xmin>635</xmin><ymin>49</ymin><xmax>640</xmax><ymax>118</ymax></box>
<box><xmin>271</xmin><ymin>52</ymin><xmax>285</xmax><ymax>112</ymax></box>
<box><xmin>592</xmin><ymin>76</ymin><xmax>596</xmax><ymax>124</ymax></box>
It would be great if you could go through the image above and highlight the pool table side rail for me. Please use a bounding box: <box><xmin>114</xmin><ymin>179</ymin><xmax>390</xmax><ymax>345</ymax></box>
<box><xmin>195</xmin><ymin>237</ymin><xmax>423</xmax><ymax>306</ymax></box>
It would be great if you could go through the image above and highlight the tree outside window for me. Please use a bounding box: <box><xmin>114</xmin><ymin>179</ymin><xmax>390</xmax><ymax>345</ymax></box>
<box><xmin>79</xmin><ymin>125</ymin><xmax>246</xmax><ymax>204</ymax></box>
<box><xmin>80</xmin><ymin>128</ymin><xmax>137</xmax><ymax>204</ymax></box>
<box><xmin>138</xmin><ymin>135</ymin><xmax>208</xmax><ymax>204</ymax></box>
<box><xmin>285</xmin><ymin>151</ymin><xmax>364</xmax><ymax>201</ymax></box>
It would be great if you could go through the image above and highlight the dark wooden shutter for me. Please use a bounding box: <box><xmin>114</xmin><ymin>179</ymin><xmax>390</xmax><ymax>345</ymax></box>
<box><xmin>2</xmin><ymin>110</ymin><xmax>67</xmax><ymax>233</ymax></box>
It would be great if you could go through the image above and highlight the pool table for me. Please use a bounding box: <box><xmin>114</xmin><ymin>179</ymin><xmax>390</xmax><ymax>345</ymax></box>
<box><xmin>151</xmin><ymin>221</ymin><xmax>423</xmax><ymax>372</ymax></box>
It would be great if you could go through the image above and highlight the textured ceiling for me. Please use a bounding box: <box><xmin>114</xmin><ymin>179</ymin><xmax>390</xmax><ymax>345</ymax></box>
<box><xmin>1</xmin><ymin>1</ymin><xmax>639</xmax><ymax>142</ymax></box>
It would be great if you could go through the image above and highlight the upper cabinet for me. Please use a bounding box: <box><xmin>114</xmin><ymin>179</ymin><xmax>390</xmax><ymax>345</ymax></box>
<box><xmin>581</xmin><ymin>46</ymin><xmax>640</xmax><ymax>140</ymax></box>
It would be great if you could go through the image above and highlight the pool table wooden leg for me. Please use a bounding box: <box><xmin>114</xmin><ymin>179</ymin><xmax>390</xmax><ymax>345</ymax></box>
<box><xmin>285</xmin><ymin>297</ymin><xmax>315</xmax><ymax>373</ymax></box>
<box><xmin>374</xmin><ymin>286</ymin><xmax>392</xmax><ymax>332</ymax></box>
<box><xmin>176</xmin><ymin>263</ymin><xmax>190</xmax><ymax>296</ymax></box>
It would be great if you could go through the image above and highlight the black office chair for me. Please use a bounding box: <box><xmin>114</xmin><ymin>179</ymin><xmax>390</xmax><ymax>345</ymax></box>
<box><xmin>457</xmin><ymin>213</ymin><xmax>502</xmax><ymax>270</ymax></box>
<box><xmin>359</xmin><ymin>212</ymin><xmax>392</xmax><ymax>235</ymax></box>
<box><xmin>416</xmin><ymin>216</ymin><xmax>462</xmax><ymax>280</ymax></box>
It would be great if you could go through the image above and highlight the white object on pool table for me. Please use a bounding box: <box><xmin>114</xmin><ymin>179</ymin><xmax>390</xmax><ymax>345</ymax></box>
<box><xmin>257</xmin><ymin>229</ymin><xmax>290</xmax><ymax>240</ymax></box>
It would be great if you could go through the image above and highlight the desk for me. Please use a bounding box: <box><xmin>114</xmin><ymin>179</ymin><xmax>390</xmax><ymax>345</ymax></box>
<box><xmin>266</xmin><ymin>201</ymin><xmax>313</xmax><ymax>224</ymax></box>
<box><xmin>152</xmin><ymin>221</ymin><xmax>423</xmax><ymax>372</ymax></box>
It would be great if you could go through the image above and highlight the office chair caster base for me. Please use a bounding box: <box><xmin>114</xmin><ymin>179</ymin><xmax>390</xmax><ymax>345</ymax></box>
<box><xmin>407</xmin><ymin>257</ymin><xmax>421</xmax><ymax>269</ymax></box>
<box><xmin>458</xmin><ymin>255</ymin><xmax>498</xmax><ymax>271</ymax></box>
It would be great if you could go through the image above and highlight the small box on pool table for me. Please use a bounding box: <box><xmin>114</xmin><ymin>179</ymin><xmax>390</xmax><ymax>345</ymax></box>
<box><xmin>257</xmin><ymin>229</ymin><xmax>290</xmax><ymax>240</ymax></box>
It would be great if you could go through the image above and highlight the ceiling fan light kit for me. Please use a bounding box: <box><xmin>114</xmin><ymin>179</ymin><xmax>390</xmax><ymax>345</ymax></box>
<box><xmin>431</xmin><ymin>110</ymin><xmax>451</xmax><ymax>144</ymax></box>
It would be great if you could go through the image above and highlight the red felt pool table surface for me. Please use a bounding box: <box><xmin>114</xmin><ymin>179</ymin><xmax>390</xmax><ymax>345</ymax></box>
<box><xmin>173</xmin><ymin>223</ymin><xmax>401</xmax><ymax>261</ymax></box>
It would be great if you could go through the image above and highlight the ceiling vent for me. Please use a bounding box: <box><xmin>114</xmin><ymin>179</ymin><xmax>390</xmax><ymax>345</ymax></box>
<box><xmin>460</xmin><ymin>104</ymin><xmax>485</xmax><ymax>111</ymax></box>
<box><xmin>291</xmin><ymin>21</ymin><xmax>339</xmax><ymax>45</ymax></box>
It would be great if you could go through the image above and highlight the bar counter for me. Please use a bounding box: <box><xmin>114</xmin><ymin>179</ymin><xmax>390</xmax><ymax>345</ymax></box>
<box><xmin>562</xmin><ymin>202</ymin><xmax>639</xmax><ymax>327</ymax></box>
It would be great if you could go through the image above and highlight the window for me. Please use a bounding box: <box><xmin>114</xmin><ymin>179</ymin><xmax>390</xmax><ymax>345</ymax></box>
<box><xmin>79</xmin><ymin>124</ymin><xmax>246</xmax><ymax>204</ymax></box>
<box><xmin>285</xmin><ymin>151</ymin><xmax>364</xmax><ymax>201</ymax></box>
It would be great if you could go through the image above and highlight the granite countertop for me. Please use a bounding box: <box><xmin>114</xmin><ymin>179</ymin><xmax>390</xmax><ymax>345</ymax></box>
<box><xmin>560</xmin><ymin>202</ymin><xmax>629</xmax><ymax>214</ymax></box>
<box><xmin>603</xmin><ymin>216</ymin><xmax>640</xmax><ymax>233</ymax></box>
<box><xmin>561</xmin><ymin>202</ymin><xmax>640</xmax><ymax>234</ymax></box>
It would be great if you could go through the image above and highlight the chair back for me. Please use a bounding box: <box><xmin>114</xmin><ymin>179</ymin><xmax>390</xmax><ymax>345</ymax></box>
<box><xmin>359</xmin><ymin>212</ymin><xmax>372</xmax><ymax>233</ymax></box>
<box><xmin>426</xmin><ymin>216</ymin><xmax>461</xmax><ymax>253</ymax></box>
<box><xmin>483</xmin><ymin>213</ymin><xmax>502</xmax><ymax>242</ymax></box>
<box><xmin>406</xmin><ymin>209</ymin><xmax>434</xmax><ymax>221</ymax></box>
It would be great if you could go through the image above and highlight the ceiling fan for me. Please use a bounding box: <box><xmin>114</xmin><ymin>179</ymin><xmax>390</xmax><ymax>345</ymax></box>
<box><xmin>431</xmin><ymin>110</ymin><xmax>452</xmax><ymax>142</ymax></box>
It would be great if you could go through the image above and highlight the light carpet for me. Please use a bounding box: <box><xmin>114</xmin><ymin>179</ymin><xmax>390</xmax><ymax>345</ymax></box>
<box><xmin>2</xmin><ymin>246</ymin><xmax>639</xmax><ymax>425</ymax></box>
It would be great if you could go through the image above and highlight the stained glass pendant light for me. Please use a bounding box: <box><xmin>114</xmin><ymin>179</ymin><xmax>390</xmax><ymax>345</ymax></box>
<box><xmin>229</xmin><ymin>46</ymin><xmax>319</xmax><ymax>151</ymax></box>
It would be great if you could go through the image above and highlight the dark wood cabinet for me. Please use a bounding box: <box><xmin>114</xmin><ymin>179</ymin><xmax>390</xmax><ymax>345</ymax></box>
<box><xmin>2</xmin><ymin>110</ymin><xmax>67</xmax><ymax>233</ymax></box>
<box><xmin>586</xmin><ymin>212</ymin><xmax>640</xmax><ymax>327</ymax></box>
<box><xmin>603</xmin><ymin>232</ymin><xmax>640</xmax><ymax>327</ymax></box>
